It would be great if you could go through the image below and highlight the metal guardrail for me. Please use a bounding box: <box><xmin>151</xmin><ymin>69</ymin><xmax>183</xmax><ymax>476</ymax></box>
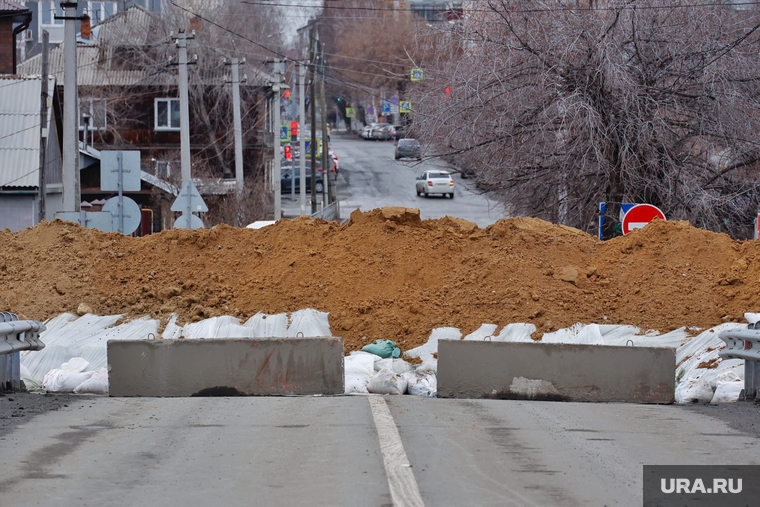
<box><xmin>1</xmin><ymin>312</ymin><xmax>46</xmax><ymax>392</ymax></box>
<box><xmin>310</xmin><ymin>200</ymin><xmax>340</xmax><ymax>221</ymax></box>
<box><xmin>719</xmin><ymin>325</ymin><xmax>760</xmax><ymax>399</ymax></box>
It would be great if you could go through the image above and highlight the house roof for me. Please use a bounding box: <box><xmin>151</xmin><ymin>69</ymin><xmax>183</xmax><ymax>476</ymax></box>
<box><xmin>0</xmin><ymin>1</ymin><xmax>27</xmax><ymax>13</ymax></box>
<box><xmin>18</xmin><ymin>6</ymin><xmax>272</xmax><ymax>88</ymax></box>
<box><xmin>0</xmin><ymin>75</ymin><xmax>55</xmax><ymax>188</ymax></box>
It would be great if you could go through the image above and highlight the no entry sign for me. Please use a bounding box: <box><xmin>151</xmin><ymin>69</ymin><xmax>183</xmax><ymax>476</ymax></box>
<box><xmin>622</xmin><ymin>204</ymin><xmax>666</xmax><ymax>234</ymax></box>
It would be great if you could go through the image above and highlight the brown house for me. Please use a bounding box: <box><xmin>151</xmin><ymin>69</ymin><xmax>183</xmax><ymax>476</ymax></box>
<box><xmin>0</xmin><ymin>1</ymin><xmax>30</xmax><ymax>74</ymax></box>
<box><xmin>18</xmin><ymin>5</ymin><xmax>273</xmax><ymax>232</ymax></box>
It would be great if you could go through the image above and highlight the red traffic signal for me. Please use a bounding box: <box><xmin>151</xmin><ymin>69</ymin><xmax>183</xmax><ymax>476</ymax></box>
<box><xmin>444</xmin><ymin>86</ymin><xmax>451</xmax><ymax>97</ymax></box>
<box><xmin>284</xmin><ymin>89</ymin><xmax>291</xmax><ymax>99</ymax></box>
<box><xmin>284</xmin><ymin>145</ymin><xmax>292</xmax><ymax>160</ymax></box>
<box><xmin>290</xmin><ymin>121</ymin><xmax>298</xmax><ymax>137</ymax></box>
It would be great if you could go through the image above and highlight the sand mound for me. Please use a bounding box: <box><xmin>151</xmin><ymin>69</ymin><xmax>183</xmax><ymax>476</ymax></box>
<box><xmin>1</xmin><ymin>209</ymin><xmax>758</xmax><ymax>353</ymax></box>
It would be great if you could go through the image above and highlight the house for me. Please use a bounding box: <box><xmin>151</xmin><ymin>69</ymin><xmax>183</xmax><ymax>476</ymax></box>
<box><xmin>19</xmin><ymin>1</ymin><xmax>161</xmax><ymax>61</ymax></box>
<box><xmin>0</xmin><ymin>74</ymin><xmax>63</xmax><ymax>232</ymax></box>
<box><xmin>18</xmin><ymin>5</ymin><xmax>275</xmax><ymax>231</ymax></box>
<box><xmin>0</xmin><ymin>1</ymin><xmax>31</xmax><ymax>74</ymax></box>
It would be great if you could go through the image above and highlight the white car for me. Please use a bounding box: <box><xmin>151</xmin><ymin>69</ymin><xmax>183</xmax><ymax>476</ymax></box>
<box><xmin>416</xmin><ymin>170</ymin><xmax>455</xmax><ymax>199</ymax></box>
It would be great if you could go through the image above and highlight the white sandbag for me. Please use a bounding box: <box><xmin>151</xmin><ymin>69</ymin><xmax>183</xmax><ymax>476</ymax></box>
<box><xmin>375</xmin><ymin>358</ymin><xmax>413</xmax><ymax>374</ymax></box>
<box><xmin>74</xmin><ymin>367</ymin><xmax>109</xmax><ymax>395</ymax></box>
<box><xmin>674</xmin><ymin>377</ymin><xmax>713</xmax><ymax>404</ymax></box>
<box><xmin>344</xmin><ymin>352</ymin><xmax>378</xmax><ymax>394</ymax></box>
<box><xmin>43</xmin><ymin>369</ymin><xmax>94</xmax><ymax>393</ymax></box>
<box><xmin>416</xmin><ymin>354</ymin><xmax>438</xmax><ymax>373</ymax></box>
<box><xmin>367</xmin><ymin>368</ymin><xmax>408</xmax><ymax>395</ymax></box>
<box><xmin>710</xmin><ymin>371</ymin><xmax>743</xmax><ymax>403</ymax></box>
<box><xmin>42</xmin><ymin>357</ymin><xmax>94</xmax><ymax>393</ymax></box>
<box><xmin>403</xmin><ymin>370</ymin><xmax>437</xmax><ymax>397</ymax></box>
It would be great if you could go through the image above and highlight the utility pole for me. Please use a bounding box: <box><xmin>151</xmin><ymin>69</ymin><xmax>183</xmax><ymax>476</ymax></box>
<box><xmin>60</xmin><ymin>2</ymin><xmax>79</xmax><ymax>212</ymax></box>
<box><xmin>309</xmin><ymin>26</ymin><xmax>317</xmax><ymax>214</ymax></box>
<box><xmin>227</xmin><ymin>57</ymin><xmax>245</xmax><ymax>194</ymax></box>
<box><xmin>272</xmin><ymin>58</ymin><xmax>282</xmax><ymax>220</ymax></box>
<box><xmin>299</xmin><ymin>62</ymin><xmax>306</xmax><ymax>216</ymax></box>
<box><xmin>174</xmin><ymin>29</ymin><xmax>195</xmax><ymax>183</ymax></box>
<box><xmin>319</xmin><ymin>40</ymin><xmax>330</xmax><ymax>207</ymax></box>
<box><xmin>38</xmin><ymin>30</ymin><xmax>49</xmax><ymax>223</ymax></box>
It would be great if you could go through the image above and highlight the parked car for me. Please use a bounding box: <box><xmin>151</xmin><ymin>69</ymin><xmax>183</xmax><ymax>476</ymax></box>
<box><xmin>393</xmin><ymin>125</ymin><xmax>407</xmax><ymax>139</ymax></box>
<box><xmin>281</xmin><ymin>166</ymin><xmax>324</xmax><ymax>193</ymax></box>
<box><xmin>396</xmin><ymin>138</ymin><xmax>422</xmax><ymax>160</ymax></box>
<box><xmin>361</xmin><ymin>123</ymin><xmax>381</xmax><ymax>140</ymax></box>
<box><xmin>375</xmin><ymin>124</ymin><xmax>395</xmax><ymax>141</ymax></box>
<box><xmin>416</xmin><ymin>170</ymin><xmax>455</xmax><ymax>198</ymax></box>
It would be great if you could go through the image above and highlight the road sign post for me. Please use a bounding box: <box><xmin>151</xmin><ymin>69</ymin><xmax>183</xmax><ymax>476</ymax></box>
<box><xmin>171</xmin><ymin>179</ymin><xmax>208</xmax><ymax>230</ymax></box>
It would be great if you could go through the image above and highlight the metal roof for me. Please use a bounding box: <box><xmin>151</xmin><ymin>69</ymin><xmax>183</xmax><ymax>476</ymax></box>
<box><xmin>0</xmin><ymin>75</ymin><xmax>54</xmax><ymax>188</ymax></box>
<box><xmin>18</xmin><ymin>6</ymin><xmax>271</xmax><ymax>88</ymax></box>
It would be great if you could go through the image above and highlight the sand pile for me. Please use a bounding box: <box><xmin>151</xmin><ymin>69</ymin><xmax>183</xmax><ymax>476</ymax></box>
<box><xmin>1</xmin><ymin>207</ymin><xmax>757</xmax><ymax>352</ymax></box>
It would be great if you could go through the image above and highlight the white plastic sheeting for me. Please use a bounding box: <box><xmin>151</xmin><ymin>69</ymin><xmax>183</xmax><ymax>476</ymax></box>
<box><xmin>20</xmin><ymin>313</ymin><xmax>159</xmax><ymax>382</ymax></box>
<box><xmin>463</xmin><ymin>324</ymin><xmax>497</xmax><ymax>341</ymax></box>
<box><xmin>406</xmin><ymin>327</ymin><xmax>461</xmax><ymax>358</ymax></box>
<box><xmin>245</xmin><ymin>312</ymin><xmax>289</xmax><ymax>337</ymax></box>
<box><xmin>160</xmin><ymin>309</ymin><xmax>329</xmax><ymax>340</ymax></box>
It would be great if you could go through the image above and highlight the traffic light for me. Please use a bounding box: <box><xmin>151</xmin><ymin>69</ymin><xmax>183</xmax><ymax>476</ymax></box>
<box><xmin>284</xmin><ymin>89</ymin><xmax>291</xmax><ymax>99</ymax></box>
<box><xmin>444</xmin><ymin>86</ymin><xmax>451</xmax><ymax>97</ymax></box>
<box><xmin>290</xmin><ymin>121</ymin><xmax>298</xmax><ymax>143</ymax></box>
<box><xmin>284</xmin><ymin>145</ymin><xmax>292</xmax><ymax>160</ymax></box>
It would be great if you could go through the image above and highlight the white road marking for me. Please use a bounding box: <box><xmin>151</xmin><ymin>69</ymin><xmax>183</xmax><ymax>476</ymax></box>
<box><xmin>369</xmin><ymin>396</ymin><xmax>425</xmax><ymax>507</ymax></box>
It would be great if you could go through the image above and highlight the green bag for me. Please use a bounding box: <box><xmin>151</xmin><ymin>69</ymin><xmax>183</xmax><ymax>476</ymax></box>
<box><xmin>361</xmin><ymin>339</ymin><xmax>401</xmax><ymax>359</ymax></box>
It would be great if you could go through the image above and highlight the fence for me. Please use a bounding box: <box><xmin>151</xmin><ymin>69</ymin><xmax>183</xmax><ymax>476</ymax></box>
<box><xmin>310</xmin><ymin>200</ymin><xmax>340</xmax><ymax>222</ymax></box>
<box><xmin>0</xmin><ymin>312</ymin><xmax>46</xmax><ymax>391</ymax></box>
<box><xmin>719</xmin><ymin>325</ymin><xmax>760</xmax><ymax>399</ymax></box>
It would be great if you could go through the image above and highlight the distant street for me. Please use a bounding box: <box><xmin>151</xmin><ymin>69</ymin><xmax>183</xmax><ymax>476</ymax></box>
<box><xmin>282</xmin><ymin>134</ymin><xmax>509</xmax><ymax>227</ymax></box>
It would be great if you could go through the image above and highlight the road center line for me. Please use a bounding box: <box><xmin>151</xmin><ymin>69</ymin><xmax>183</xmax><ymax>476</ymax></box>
<box><xmin>368</xmin><ymin>396</ymin><xmax>425</xmax><ymax>507</ymax></box>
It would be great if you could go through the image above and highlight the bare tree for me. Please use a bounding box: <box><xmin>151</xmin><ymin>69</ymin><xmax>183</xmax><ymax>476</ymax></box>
<box><xmin>410</xmin><ymin>1</ymin><xmax>760</xmax><ymax>238</ymax></box>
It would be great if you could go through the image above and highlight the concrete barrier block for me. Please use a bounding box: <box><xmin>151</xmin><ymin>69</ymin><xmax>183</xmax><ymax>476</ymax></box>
<box><xmin>437</xmin><ymin>340</ymin><xmax>675</xmax><ymax>403</ymax></box>
<box><xmin>108</xmin><ymin>337</ymin><xmax>344</xmax><ymax>397</ymax></box>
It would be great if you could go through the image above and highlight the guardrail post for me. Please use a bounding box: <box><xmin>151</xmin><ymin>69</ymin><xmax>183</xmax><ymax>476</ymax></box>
<box><xmin>0</xmin><ymin>314</ymin><xmax>47</xmax><ymax>392</ymax></box>
<box><xmin>745</xmin><ymin>360</ymin><xmax>760</xmax><ymax>399</ymax></box>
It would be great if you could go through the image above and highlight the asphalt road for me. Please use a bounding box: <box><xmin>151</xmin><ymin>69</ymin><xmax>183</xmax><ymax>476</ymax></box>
<box><xmin>281</xmin><ymin>134</ymin><xmax>509</xmax><ymax>227</ymax></box>
<box><xmin>2</xmin><ymin>393</ymin><xmax>760</xmax><ymax>506</ymax></box>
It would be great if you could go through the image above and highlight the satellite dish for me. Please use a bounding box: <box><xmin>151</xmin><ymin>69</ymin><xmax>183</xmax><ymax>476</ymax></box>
<box><xmin>103</xmin><ymin>196</ymin><xmax>141</xmax><ymax>235</ymax></box>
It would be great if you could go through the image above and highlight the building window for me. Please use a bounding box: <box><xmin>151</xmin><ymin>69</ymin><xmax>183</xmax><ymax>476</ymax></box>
<box><xmin>79</xmin><ymin>98</ymin><xmax>108</xmax><ymax>130</ymax></box>
<box><xmin>155</xmin><ymin>98</ymin><xmax>180</xmax><ymax>131</ymax></box>
<box><xmin>40</xmin><ymin>2</ymin><xmax>64</xmax><ymax>26</ymax></box>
